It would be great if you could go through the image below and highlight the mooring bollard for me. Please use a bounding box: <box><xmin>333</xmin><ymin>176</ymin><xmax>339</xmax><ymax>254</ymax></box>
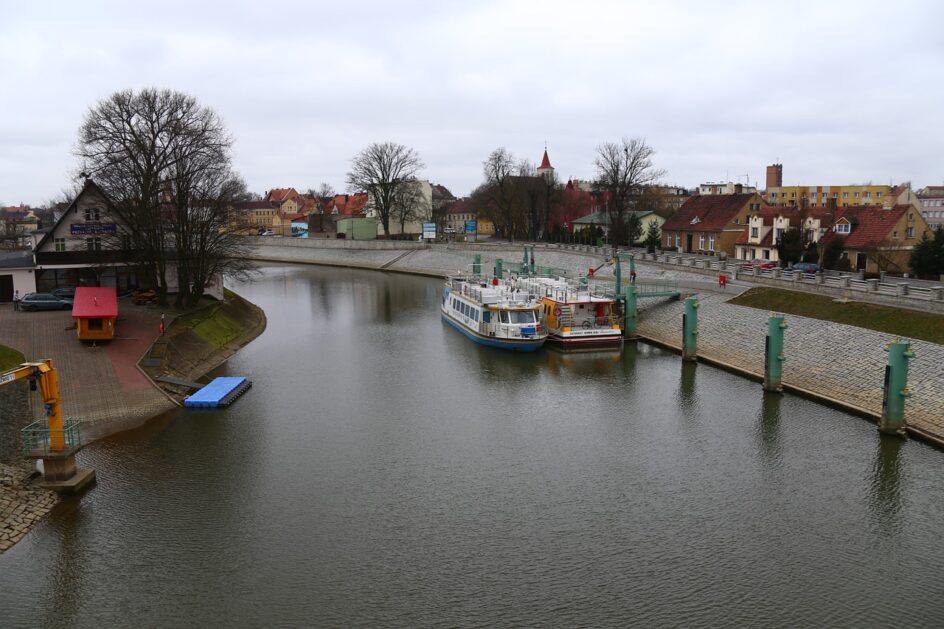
<box><xmin>682</xmin><ymin>297</ymin><xmax>698</xmax><ymax>361</ymax></box>
<box><xmin>879</xmin><ymin>338</ymin><xmax>914</xmax><ymax>436</ymax></box>
<box><xmin>614</xmin><ymin>255</ymin><xmax>622</xmax><ymax>296</ymax></box>
<box><xmin>473</xmin><ymin>254</ymin><xmax>481</xmax><ymax>276</ymax></box>
<box><xmin>624</xmin><ymin>287</ymin><xmax>638</xmax><ymax>339</ymax></box>
<box><xmin>494</xmin><ymin>258</ymin><xmax>503</xmax><ymax>279</ymax></box>
<box><xmin>764</xmin><ymin>314</ymin><xmax>787</xmax><ymax>393</ymax></box>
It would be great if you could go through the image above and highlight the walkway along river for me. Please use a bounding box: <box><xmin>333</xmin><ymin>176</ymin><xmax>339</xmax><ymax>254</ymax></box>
<box><xmin>2</xmin><ymin>264</ymin><xmax>944</xmax><ymax>627</ymax></box>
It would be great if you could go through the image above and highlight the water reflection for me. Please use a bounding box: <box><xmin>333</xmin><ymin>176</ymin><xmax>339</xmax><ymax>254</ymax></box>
<box><xmin>677</xmin><ymin>360</ymin><xmax>698</xmax><ymax>418</ymax></box>
<box><xmin>756</xmin><ymin>392</ymin><xmax>783</xmax><ymax>466</ymax></box>
<box><xmin>869</xmin><ymin>435</ymin><xmax>904</xmax><ymax>536</ymax></box>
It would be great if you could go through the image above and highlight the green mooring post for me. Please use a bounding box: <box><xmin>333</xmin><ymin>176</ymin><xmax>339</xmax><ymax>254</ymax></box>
<box><xmin>529</xmin><ymin>245</ymin><xmax>536</xmax><ymax>275</ymax></box>
<box><xmin>495</xmin><ymin>258</ymin><xmax>503</xmax><ymax>279</ymax></box>
<box><xmin>682</xmin><ymin>297</ymin><xmax>698</xmax><ymax>361</ymax></box>
<box><xmin>764</xmin><ymin>314</ymin><xmax>787</xmax><ymax>393</ymax></box>
<box><xmin>614</xmin><ymin>256</ymin><xmax>622</xmax><ymax>295</ymax></box>
<box><xmin>624</xmin><ymin>287</ymin><xmax>638</xmax><ymax>338</ymax></box>
<box><xmin>522</xmin><ymin>246</ymin><xmax>529</xmax><ymax>272</ymax></box>
<box><xmin>879</xmin><ymin>338</ymin><xmax>914</xmax><ymax>435</ymax></box>
<box><xmin>473</xmin><ymin>254</ymin><xmax>481</xmax><ymax>276</ymax></box>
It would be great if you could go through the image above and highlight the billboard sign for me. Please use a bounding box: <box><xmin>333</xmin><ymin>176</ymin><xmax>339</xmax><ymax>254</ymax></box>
<box><xmin>422</xmin><ymin>222</ymin><xmax>437</xmax><ymax>239</ymax></box>
<box><xmin>70</xmin><ymin>222</ymin><xmax>117</xmax><ymax>236</ymax></box>
<box><xmin>465</xmin><ymin>220</ymin><xmax>477</xmax><ymax>233</ymax></box>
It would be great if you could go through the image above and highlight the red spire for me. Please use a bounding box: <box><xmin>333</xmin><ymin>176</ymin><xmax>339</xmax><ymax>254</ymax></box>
<box><xmin>539</xmin><ymin>148</ymin><xmax>552</xmax><ymax>170</ymax></box>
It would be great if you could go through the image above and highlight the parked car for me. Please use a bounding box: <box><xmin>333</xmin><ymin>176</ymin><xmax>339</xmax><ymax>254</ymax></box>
<box><xmin>742</xmin><ymin>259</ymin><xmax>777</xmax><ymax>270</ymax></box>
<box><xmin>19</xmin><ymin>292</ymin><xmax>73</xmax><ymax>311</ymax></box>
<box><xmin>51</xmin><ymin>286</ymin><xmax>76</xmax><ymax>299</ymax></box>
<box><xmin>791</xmin><ymin>262</ymin><xmax>821</xmax><ymax>274</ymax></box>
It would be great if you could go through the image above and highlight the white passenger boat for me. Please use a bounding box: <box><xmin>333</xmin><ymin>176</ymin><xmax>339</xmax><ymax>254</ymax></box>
<box><xmin>511</xmin><ymin>276</ymin><xmax>623</xmax><ymax>350</ymax></box>
<box><xmin>441</xmin><ymin>275</ymin><xmax>548</xmax><ymax>352</ymax></box>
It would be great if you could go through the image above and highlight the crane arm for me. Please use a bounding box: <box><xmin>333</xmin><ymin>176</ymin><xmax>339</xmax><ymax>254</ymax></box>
<box><xmin>0</xmin><ymin>359</ymin><xmax>65</xmax><ymax>450</ymax></box>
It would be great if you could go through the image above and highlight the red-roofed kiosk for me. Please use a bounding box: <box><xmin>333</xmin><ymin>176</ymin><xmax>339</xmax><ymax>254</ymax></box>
<box><xmin>72</xmin><ymin>287</ymin><xmax>118</xmax><ymax>341</ymax></box>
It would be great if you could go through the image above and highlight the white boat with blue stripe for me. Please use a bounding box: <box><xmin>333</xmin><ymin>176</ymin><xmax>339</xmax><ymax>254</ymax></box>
<box><xmin>441</xmin><ymin>275</ymin><xmax>547</xmax><ymax>352</ymax></box>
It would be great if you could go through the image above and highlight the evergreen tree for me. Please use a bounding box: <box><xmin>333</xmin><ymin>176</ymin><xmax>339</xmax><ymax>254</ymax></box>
<box><xmin>643</xmin><ymin>219</ymin><xmax>661</xmax><ymax>253</ymax></box>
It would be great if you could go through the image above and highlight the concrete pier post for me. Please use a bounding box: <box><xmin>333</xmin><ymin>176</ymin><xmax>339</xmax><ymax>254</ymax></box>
<box><xmin>614</xmin><ymin>256</ymin><xmax>622</xmax><ymax>296</ymax></box>
<box><xmin>682</xmin><ymin>297</ymin><xmax>698</xmax><ymax>362</ymax></box>
<box><xmin>495</xmin><ymin>258</ymin><xmax>503</xmax><ymax>279</ymax></box>
<box><xmin>763</xmin><ymin>314</ymin><xmax>787</xmax><ymax>393</ymax></box>
<box><xmin>473</xmin><ymin>254</ymin><xmax>481</xmax><ymax>277</ymax></box>
<box><xmin>879</xmin><ymin>339</ymin><xmax>914</xmax><ymax>436</ymax></box>
<box><xmin>529</xmin><ymin>246</ymin><xmax>536</xmax><ymax>274</ymax></box>
<box><xmin>624</xmin><ymin>288</ymin><xmax>638</xmax><ymax>339</ymax></box>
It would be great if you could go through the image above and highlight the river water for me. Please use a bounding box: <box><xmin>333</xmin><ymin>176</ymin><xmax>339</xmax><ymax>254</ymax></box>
<box><xmin>2</xmin><ymin>264</ymin><xmax>944</xmax><ymax>627</ymax></box>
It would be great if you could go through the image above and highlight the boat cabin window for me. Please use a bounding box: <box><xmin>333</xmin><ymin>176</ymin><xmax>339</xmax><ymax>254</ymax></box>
<box><xmin>510</xmin><ymin>310</ymin><xmax>536</xmax><ymax>324</ymax></box>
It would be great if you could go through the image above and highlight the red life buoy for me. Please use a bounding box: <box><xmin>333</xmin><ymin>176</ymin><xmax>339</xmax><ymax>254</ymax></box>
<box><xmin>553</xmin><ymin>307</ymin><xmax>562</xmax><ymax>318</ymax></box>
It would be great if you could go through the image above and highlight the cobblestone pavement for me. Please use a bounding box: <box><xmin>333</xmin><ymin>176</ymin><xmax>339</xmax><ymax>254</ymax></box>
<box><xmin>0</xmin><ymin>302</ymin><xmax>176</xmax><ymax>436</ymax></box>
<box><xmin>0</xmin><ymin>463</ymin><xmax>57</xmax><ymax>553</ymax></box>
<box><xmin>637</xmin><ymin>293</ymin><xmax>944</xmax><ymax>437</ymax></box>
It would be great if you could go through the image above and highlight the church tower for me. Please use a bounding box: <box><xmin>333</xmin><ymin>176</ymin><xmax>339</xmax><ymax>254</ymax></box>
<box><xmin>536</xmin><ymin>147</ymin><xmax>555</xmax><ymax>182</ymax></box>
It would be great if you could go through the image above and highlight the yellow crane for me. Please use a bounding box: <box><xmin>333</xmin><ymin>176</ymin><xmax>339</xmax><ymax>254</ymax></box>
<box><xmin>0</xmin><ymin>359</ymin><xmax>95</xmax><ymax>493</ymax></box>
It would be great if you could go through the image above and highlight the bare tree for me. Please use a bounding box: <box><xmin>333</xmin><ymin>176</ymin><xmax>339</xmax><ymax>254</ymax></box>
<box><xmin>308</xmin><ymin>182</ymin><xmax>335</xmax><ymax>232</ymax></box>
<box><xmin>473</xmin><ymin>147</ymin><xmax>524</xmax><ymax>240</ymax></box>
<box><xmin>390</xmin><ymin>180</ymin><xmax>427</xmax><ymax>236</ymax></box>
<box><xmin>76</xmin><ymin>88</ymin><xmax>247</xmax><ymax>307</ymax></box>
<box><xmin>346</xmin><ymin>142</ymin><xmax>424</xmax><ymax>237</ymax></box>
<box><xmin>593</xmin><ymin>137</ymin><xmax>665</xmax><ymax>246</ymax></box>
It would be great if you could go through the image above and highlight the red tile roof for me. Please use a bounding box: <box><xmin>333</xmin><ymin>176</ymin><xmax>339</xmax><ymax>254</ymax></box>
<box><xmin>72</xmin><ymin>287</ymin><xmax>118</xmax><ymax>319</ymax></box>
<box><xmin>327</xmin><ymin>193</ymin><xmax>368</xmax><ymax>216</ymax></box>
<box><xmin>265</xmin><ymin>188</ymin><xmax>299</xmax><ymax>203</ymax></box>
<box><xmin>822</xmin><ymin>204</ymin><xmax>908</xmax><ymax>249</ymax></box>
<box><xmin>662</xmin><ymin>193</ymin><xmax>759</xmax><ymax>232</ymax></box>
<box><xmin>539</xmin><ymin>149</ymin><xmax>552</xmax><ymax>170</ymax></box>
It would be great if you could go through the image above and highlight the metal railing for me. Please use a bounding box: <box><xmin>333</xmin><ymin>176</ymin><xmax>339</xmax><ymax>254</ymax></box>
<box><xmin>22</xmin><ymin>419</ymin><xmax>82</xmax><ymax>456</ymax></box>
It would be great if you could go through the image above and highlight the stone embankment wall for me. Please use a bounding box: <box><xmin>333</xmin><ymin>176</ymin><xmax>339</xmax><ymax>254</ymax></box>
<box><xmin>0</xmin><ymin>382</ymin><xmax>29</xmax><ymax>463</ymax></box>
<box><xmin>0</xmin><ymin>462</ymin><xmax>56</xmax><ymax>553</ymax></box>
<box><xmin>636</xmin><ymin>293</ymin><xmax>944</xmax><ymax>444</ymax></box>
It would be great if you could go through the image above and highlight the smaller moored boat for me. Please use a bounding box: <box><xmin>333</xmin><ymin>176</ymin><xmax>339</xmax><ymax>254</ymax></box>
<box><xmin>441</xmin><ymin>275</ymin><xmax>547</xmax><ymax>352</ymax></box>
<box><xmin>511</xmin><ymin>276</ymin><xmax>623</xmax><ymax>350</ymax></box>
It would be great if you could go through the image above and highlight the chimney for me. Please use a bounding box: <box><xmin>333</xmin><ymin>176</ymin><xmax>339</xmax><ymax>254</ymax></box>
<box><xmin>766</xmin><ymin>163</ymin><xmax>783</xmax><ymax>189</ymax></box>
<box><xmin>734</xmin><ymin>183</ymin><xmax>743</xmax><ymax>194</ymax></box>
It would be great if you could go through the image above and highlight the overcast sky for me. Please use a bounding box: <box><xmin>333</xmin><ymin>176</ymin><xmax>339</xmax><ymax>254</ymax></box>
<box><xmin>1</xmin><ymin>0</ymin><xmax>942</xmax><ymax>206</ymax></box>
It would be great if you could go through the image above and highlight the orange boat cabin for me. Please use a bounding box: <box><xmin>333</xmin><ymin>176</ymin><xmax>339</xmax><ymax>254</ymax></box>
<box><xmin>71</xmin><ymin>287</ymin><xmax>118</xmax><ymax>341</ymax></box>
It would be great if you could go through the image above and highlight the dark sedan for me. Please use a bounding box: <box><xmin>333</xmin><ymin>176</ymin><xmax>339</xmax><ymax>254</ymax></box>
<box><xmin>19</xmin><ymin>293</ymin><xmax>73</xmax><ymax>311</ymax></box>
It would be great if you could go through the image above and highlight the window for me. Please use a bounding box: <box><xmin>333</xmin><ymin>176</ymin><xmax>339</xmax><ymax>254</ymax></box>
<box><xmin>835</xmin><ymin>222</ymin><xmax>850</xmax><ymax>234</ymax></box>
<box><xmin>842</xmin><ymin>192</ymin><xmax>849</xmax><ymax>198</ymax></box>
<box><xmin>893</xmin><ymin>231</ymin><xmax>898</xmax><ymax>239</ymax></box>
<box><xmin>864</xmin><ymin>191</ymin><xmax>871</xmax><ymax>198</ymax></box>
<box><xmin>666</xmin><ymin>235</ymin><xmax>672</xmax><ymax>247</ymax></box>
<box><xmin>854</xmin><ymin>192</ymin><xmax>860</xmax><ymax>198</ymax></box>
<box><xmin>750</xmin><ymin>227</ymin><xmax>759</xmax><ymax>238</ymax></box>
<box><xmin>775</xmin><ymin>228</ymin><xmax>785</xmax><ymax>241</ymax></box>
<box><xmin>54</xmin><ymin>238</ymin><xmax>66</xmax><ymax>252</ymax></box>
<box><xmin>698</xmin><ymin>235</ymin><xmax>705</xmax><ymax>249</ymax></box>
<box><xmin>87</xmin><ymin>318</ymin><xmax>103</xmax><ymax>331</ymax></box>
<box><xmin>84</xmin><ymin>207</ymin><xmax>101</xmax><ymax>221</ymax></box>
<box><xmin>763</xmin><ymin>250</ymin><xmax>770</xmax><ymax>260</ymax></box>
<box><xmin>790</xmin><ymin>192</ymin><xmax>796</xmax><ymax>198</ymax></box>
<box><xmin>86</xmin><ymin>237</ymin><xmax>101</xmax><ymax>251</ymax></box>
<box><xmin>675</xmin><ymin>234</ymin><xmax>680</xmax><ymax>247</ymax></box>
<box><xmin>708</xmin><ymin>235</ymin><xmax>715</xmax><ymax>251</ymax></box>
<box><xmin>907</xmin><ymin>227</ymin><xmax>915</xmax><ymax>238</ymax></box>
<box><xmin>832</xmin><ymin>193</ymin><xmax>838</xmax><ymax>198</ymax></box>
<box><xmin>771</xmin><ymin>193</ymin><xmax>777</xmax><ymax>198</ymax></box>
<box><xmin>908</xmin><ymin>213</ymin><xmax>914</xmax><ymax>222</ymax></box>
<box><xmin>876</xmin><ymin>192</ymin><xmax>882</xmax><ymax>198</ymax></box>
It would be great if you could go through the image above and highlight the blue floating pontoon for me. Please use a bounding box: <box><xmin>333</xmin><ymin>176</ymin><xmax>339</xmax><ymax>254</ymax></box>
<box><xmin>184</xmin><ymin>377</ymin><xmax>252</xmax><ymax>408</ymax></box>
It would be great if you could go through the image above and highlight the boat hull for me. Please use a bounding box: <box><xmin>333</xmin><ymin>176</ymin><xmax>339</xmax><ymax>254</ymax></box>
<box><xmin>441</xmin><ymin>312</ymin><xmax>546</xmax><ymax>352</ymax></box>
<box><xmin>546</xmin><ymin>333</ymin><xmax>624</xmax><ymax>351</ymax></box>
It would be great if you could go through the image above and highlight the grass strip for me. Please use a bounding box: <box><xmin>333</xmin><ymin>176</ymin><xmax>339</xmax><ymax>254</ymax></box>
<box><xmin>0</xmin><ymin>344</ymin><xmax>26</xmax><ymax>372</ymax></box>
<box><xmin>728</xmin><ymin>287</ymin><xmax>944</xmax><ymax>345</ymax></box>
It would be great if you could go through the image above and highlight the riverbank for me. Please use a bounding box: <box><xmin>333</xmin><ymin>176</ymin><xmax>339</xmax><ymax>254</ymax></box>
<box><xmin>139</xmin><ymin>289</ymin><xmax>267</xmax><ymax>401</ymax></box>
<box><xmin>0</xmin><ymin>290</ymin><xmax>265</xmax><ymax>555</ymax></box>
<box><xmin>245</xmin><ymin>240</ymin><xmax>944</xmax><ymax>445</ymax></box>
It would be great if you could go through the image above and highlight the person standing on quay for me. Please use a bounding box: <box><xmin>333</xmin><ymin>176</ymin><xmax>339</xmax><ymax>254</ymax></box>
<box><xmin>13</xmin><ymin>289</ymin><xmax>19</xmax><ymax>311</ymax></box>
